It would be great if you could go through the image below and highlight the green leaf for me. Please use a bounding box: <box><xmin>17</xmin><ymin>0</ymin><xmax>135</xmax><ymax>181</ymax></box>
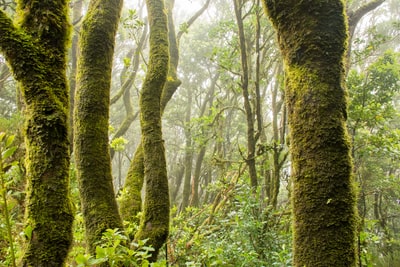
<box><xmin>123</xmin><ymin>57</ymin><xmax>131</xmax><ymax>67</ymax></box>
<box><xmin>75</xmin><ymin>254</ymin><xmax>88</xmax><ymax>265</ymax></box>
<box><xmin>5</xmin><ymin>135</ymin><xmax>15</xmax><ymax>147</ymax></box>
<box><xmin>2</xmin><ymin>146</ymin><xmax>17</xmax><ymax>160</ymax></box>
<box><xmin>96</xmin><ymin>246</ymin><xmax>106</xmax><ymax>259</ymax></box>
<box><xmin>88</xmin><ymin>258</ymin><xmax>108</xmax><ymax>265</ymax></box>
<box><xmin>24</xmin><ymin>225</ymin><xmax>33</xmax><ymax>240</ymax></box>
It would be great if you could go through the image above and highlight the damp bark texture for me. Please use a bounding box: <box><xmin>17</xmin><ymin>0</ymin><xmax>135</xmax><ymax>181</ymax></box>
<box><xmin>119</xmin><ymin>0</ymin><xmax>181</xmax><ymax>227</ymax></box>
<box><xmin>74</xmin><ymin>0</ymin><xmax>123</xmax><ymax>253</ymax></box>
<box><xmin>0</xmin><ymin>0</ymin><xmax>73</xmax><ymax>265</ymax></box>
<box><xmin>263</xmin><ymin>0</ymin><xmax>358</xmax><ymax>266</ymax></box>
<box><xmin>134</xmin><ymin>0</ymin><xmax>170</xmax><ymax>261</ymax></box>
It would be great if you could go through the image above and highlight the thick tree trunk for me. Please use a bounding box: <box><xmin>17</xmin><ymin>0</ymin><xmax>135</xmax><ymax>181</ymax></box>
<box><xmin>134</xmin><ymin>0</ymin><xmax>170</xmax><ymax>261</ymax></box>
<box><xmin>74</xmin><ymin>0</ymin><xmax>123</xmax><ymax>253</ymax></box>
<box><xmin>263</xmin><ymin>1</ymin><xmax>358</xmax><ymax>266</ymax></box>
<box><xmin>0</xmin><ymin>1</ymin><xmax>74</xmax><ymax>265</ymax></box>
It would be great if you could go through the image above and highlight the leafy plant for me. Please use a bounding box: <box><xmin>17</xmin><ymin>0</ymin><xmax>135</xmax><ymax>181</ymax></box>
<box><xmin>0</xmin><ymin>132</ymin><xmax>18</xmax><ymax>267</ymax></box>
<box><xmin>75</xmin><ymin>228</ymin><xmax>156</xmax><ymax>267</ymax></box>
<box><xmin>168</xmin><ymin>183</ymin><xmax>292</xmax><ymax>266</ymax></box>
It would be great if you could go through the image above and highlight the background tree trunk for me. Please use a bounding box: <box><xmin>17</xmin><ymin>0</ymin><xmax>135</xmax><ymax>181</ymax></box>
<box><xmin>263</xmin><ymin>0</ymin><xmax>358</xmax><ymax>266</ymax></box>
<box><xmin>73</xmin><ymin>0</ymin><xmax>123</xmax><ymax>253</ymax></box>
<box><xmin>233</xmin><ymin>0</ymin><xmax>259</xmax><ymax>190</ymax></box>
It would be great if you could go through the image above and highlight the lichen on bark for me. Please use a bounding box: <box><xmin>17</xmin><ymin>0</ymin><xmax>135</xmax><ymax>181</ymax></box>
<box><xmin>263</xmin><ymin>0</ymin><xmax>358</xmax><ymax>266</ymax></box>
<box><xmin>73</xmin><ymin>0</ymin><xmax>123</xmax><ymax>253</ymax></box>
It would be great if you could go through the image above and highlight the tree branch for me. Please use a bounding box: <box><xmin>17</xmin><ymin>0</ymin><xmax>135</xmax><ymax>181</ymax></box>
<box><xmin>177</xmin><ymin>0</ymin><xmax>211</xmax><ymax>42</ymax></box>
<box><xmin>0</xmin><ymin>10</ymin><xmax>47</xmax><ymax>89</ymax></box>
<box><xmin>348</xmin><ymin>0</ymin><xmax>386</xmax><ymax>39</ymax></box>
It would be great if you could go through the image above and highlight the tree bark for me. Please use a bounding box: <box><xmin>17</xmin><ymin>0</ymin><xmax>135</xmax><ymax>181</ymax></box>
<box><xmin>233</xmin><ymin>0</ymin><xmax>258</xmax><ymax>189</ymax></box>
<box><xmin>73</xmin><ymin>0</ymin><xmax>123</xmax><ymax>253</ymax></box>
<box><xmin>118</xmin><ymin>144</ymin><xmax>144</xmax><ymax>227</ymax></box>
<box><xmin>263</xmin><ymin>1</ymin><xmax>358</xmax><ymax>266</ymax></box>
<box><xmin>134</xmin><ymin>0</ymin><xmax>170</xmax><ymax>261</ymax></box>
<box><xmin>0</xmin><ymin>1</ymin><xmax>73</xmax><ymax>265</ymax></box>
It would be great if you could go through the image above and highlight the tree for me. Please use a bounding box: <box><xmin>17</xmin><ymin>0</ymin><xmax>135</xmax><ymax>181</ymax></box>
<box><xmin>133</xmin><ymin>0</ymin><xmax>170</xmax><ymax>261</ymax></box>
<box><xmin>0</xmin><ymin>1</ymin><xmax>74</xmax><ymax>265</ymax></box>
<box><xmin>233</xmin><ymin>0</ymin><xmax>262</xmax><ymax>190</ymax></box>
<box><xmin>347</xmin><ymin>51</ymin><xmax>400</xmax><ymax>262</ymax></box>
<box><xmin>346</xmin><ymin>0</ymin><xmax>386</xmax><ymax>63</ymax></box>
<box><xmin>119</xmin><ymin>0</ymin><xmax>209</xmax><ymax>221</ymax></box>
<box><xmin>263</xmin><ymin>0</ymin><xmax>358</xmax><ymax>266</ymax></box>
<box><xmin>73</xmin><ymin>0</ymin><xmax>123</xmax><ymax>253</ymax></box>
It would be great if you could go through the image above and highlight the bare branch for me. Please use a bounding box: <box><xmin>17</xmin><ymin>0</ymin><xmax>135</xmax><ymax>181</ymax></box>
<box><xmin>177</xmin><ymin>0</ymin><xmax>211</xmax><ymax>42</ymax></box>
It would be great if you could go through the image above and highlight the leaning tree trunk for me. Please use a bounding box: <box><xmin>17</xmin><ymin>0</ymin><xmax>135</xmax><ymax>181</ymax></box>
<box><xmin>74</xmin><ymin>0</ymin><xmax>123</xmax><ymax>253</ymax></box>
<box><xmin>263</xmin><ymin>0</ymin><xmax>358</xmax><ymax>266</ymax></box>
<box><xmin>0</xmin><ymin>1</ymin><xmax>73</xmax><ymax>265</ymax></box>
<box><xmin>134</xmin><ymin>0</ymin><xmax>170</xmax><ymax>261</ymax></box>
<box><xmin>119</xmin><ymin>0</ymin><xmax>182</xmax><ymax>225</ymax></box>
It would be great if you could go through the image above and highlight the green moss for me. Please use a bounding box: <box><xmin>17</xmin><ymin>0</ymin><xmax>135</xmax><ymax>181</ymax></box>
<box><xmin>73</xmin><ymin>0</ymin><xmax>124</xmax><ymax>253</ymax></box>
<box><xmin>133</xmin><ymin>0</ymin><xmax>170</xmax><ymax>262</ymax></box>
<box><xmin>263</xmin><ymin>0</ymin><xmax>358</xmax><ymax>266</ymax></box>
<box><xmin>118</xmin><ymin>144</ymin><xmax>144</xmax><ymax>229</ymax></box>
<box><xmin>1</xmin><ymin>2</ymin><xmax>74</xmax><ymax>265</ymax></box>
<box><xmin>120</xmin><ymin>0</ymin><xmax>182</xmax><ymax>242</ymax></box>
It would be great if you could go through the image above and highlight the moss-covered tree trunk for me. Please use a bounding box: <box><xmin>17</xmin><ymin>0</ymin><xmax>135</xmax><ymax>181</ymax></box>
<box><xmin>134</xmin><ymin>0</ymin><xmax>170</xmax><ymax>261</ymax></box>
<box><xmin>74</xmin><ymin>0</ymin><xmax>123</xmax><ymax>253</ymax></box>
<box><xmin>0</xmin><ymin>1</ymin><xmax>74</xmax><ymax>265</ymax></box>
<box><xmin>263</xmin><ymin>1</ymin><xmax>358</xmax><ymax>266</ymax></box>
<box><xmin>118</xmin><ymin>145</ymin><xmax>144</xmax><ymax>226</ymax></box>
<box><xmin>119</xmin><ymin>0</ymin><xmax>181</xmax><ymax>225</ymax></box>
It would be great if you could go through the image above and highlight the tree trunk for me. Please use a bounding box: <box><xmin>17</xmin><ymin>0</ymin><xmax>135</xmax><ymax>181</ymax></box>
<box><xmin>118</xmin><ymin>144</ymin><xmax>144</xmax><ymax>227</ymax></box>
<box><xmin>233</xmin><ymin>0</ymin><xmax>259</xmax><ymax>190</ymax></box>
<box><xmin>69</xmin><ymin>0</ymin><xmax>83</xmax><ymax>152</ymax></box>
<box><xmin>264</xmin><ymin>1</ymin><xmax>358</xmax><ymax>266</ymax></box>
<box><xmin>134</xmin><ymin>0</ymin><xmax>170</xmax><ymax>261</ymax></box>
<box><xmin>0</xmin><ymin>1</ymin><xmax>74</xmax><ymax>265</ymax></box>
<box><xmin>181</xmin><ymin>87</ymin><xmax>193</xmax><ymax>211</ymax></box>
<box><xmin>119</xmin><ymin>0</ymin><xmax>181</xmax><ymax>224</ymax></box>
<box><xmin>73</xmin><ymin>0</ymin><xmax>123</xmax><ymax>253</ymax></box>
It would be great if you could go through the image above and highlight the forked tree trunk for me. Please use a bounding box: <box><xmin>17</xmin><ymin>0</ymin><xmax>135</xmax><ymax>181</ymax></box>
<box><xmin>119</xmin><ymin>0</ymin><xmax>182</xmax><ymax>224</ymax></box>
<box><xmin>263</xmin><ymin>0</ymin><xmax>358</xmax><ymax>266</ymax></box>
